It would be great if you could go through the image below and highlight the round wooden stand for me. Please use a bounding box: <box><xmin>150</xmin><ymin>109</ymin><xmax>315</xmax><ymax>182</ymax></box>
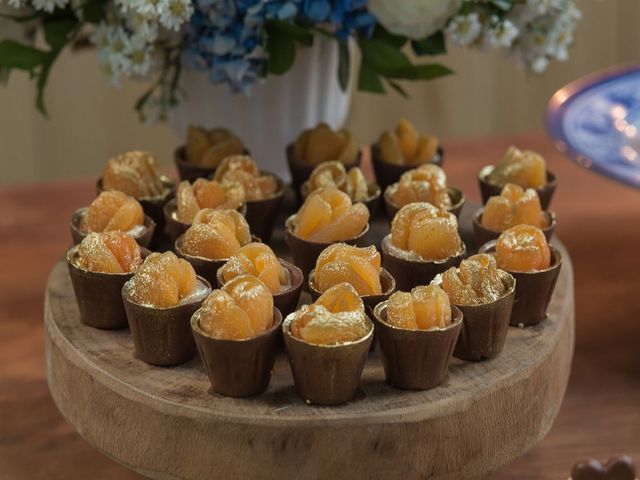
<box><xmin>45</xmin><ymin>206</ymin><xmax>574</xmax><ymax>480</ymax></box>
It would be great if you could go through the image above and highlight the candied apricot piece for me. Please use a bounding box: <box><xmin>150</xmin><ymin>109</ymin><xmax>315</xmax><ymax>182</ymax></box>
<box><xmin>212</xmin><ymin>155</ymin><xmax>278</xmax><ymax>200</ymax></box>
<box><xmin>102</xmin><ymin>151</ymin><xmax>165</xmax><ymax>198</ymax></box>
<box><xmin>386</xmin><ymin>291</ymin><xmax>417</xmax><ymax>329</ymax></box>
<box><xmin>442</xmin><ymin>254</ymin><xmax>507</xmax><ymax>305</ymax></box>
<box><xmin>314</xmin><ymin>244</ymin><xmax>382</xmax><ymax>295</ymax></box>
<box><xmin>482</xmin><ymin>183</ymin><xmax>545</xmax><ymax>232</ymax></box>
<box><xmin>199</xmin><ymin>136</ymin><xmax>245</xmax><ymax>168</ymax></box>
<box><xmin>176</xmin><ymin>181</ymin><xmax>201</xmax><ymax>223</ymax></box>
<box><xmin>378</xmin><ymin>131</ymin><xmax>404</xmax><ymax>165</ymax></box>
<box><xmin>308</xmin><ymin>161</ymin><xmax>348</xmax><ymax>191</ymax></box>
<box><xmin>222</xmin><ymin>275</ymin><xmax>274</xmax><ymax>334</ymax></box>
<box><xmin>410</xmin><ymin>135</ymin><xmax>439</xmax><ymax>164</ymax></box>
<box><xmin>198</xmin><ymin>290</ymin><xmax>255</xmax><ymax>339</ymax></box>
<box><xmin>309</xmin><ymin>202</ymin><xmax>369</xmax><ymax>243</ymax></box>
<box><xmin>389</xmin><ymin>164</ymin><xmax>451</xmax><ymax>209</ymax></box>
<box><xmin>220</xmin><ymin>242</ymin><xmax>289</xmax><ymax>294</ymax></box>
<box><xmin>396</xmin><ymin>118</ymin><xmax>419</xmax><ymax>160</ymax></box>
<box><xmin>495</xmin><ymin>224</ymin><xmax>551</xmax><ymax>272</ymax></box>
<box><xmin>75</xmin><ymin>232</ymin><xmax>142</xmax><ymax>274</ymax></box>
<box><xmin>487</xmin><ymin>146</ymin><xmax>547</xmax><ymax>189</ymax></box>
<box><xmin>84</xmin><ymin>191</ymin><xmax>144</xmax><ymax>233</ymax></box>
<box><xmin>386</xmin><ymin>285</ymin><xmax>451</xmax><ymax>330</ymax></box>
<box><xmin>315</xmin><ymin>282</ymin><xmax>365</xmax><ymax>314</ymax></box>
<box><xmin>192</xmin><ymin>209</ymin><xmax>252</xmax><ymax>245</ymax></box>
<box><xmin>378</xmin><ymin>119</ymin><xmax>440</xmax><ymax>165</ymax></box>
<box><xmin>186</xmin><ymin>125</ymin><xmax>211</xmax><ymax>164</ymax></box>
<box><xmin>316</xmin><ymin>243</ymin><xmax>381</xmax><ymax>271</ymax></box>
<box><xmin>293</xmin><ymin>124</ymin><xmax>359</xmax><ymax>165</ymax></box>
<box><xmin>180</xmin><ymin>223</ymin><xmax>241</xmax><ymax>259</ymax></box>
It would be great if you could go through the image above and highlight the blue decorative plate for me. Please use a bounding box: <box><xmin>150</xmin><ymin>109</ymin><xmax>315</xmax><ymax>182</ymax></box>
<box><xmin>546</xmin><ymin>65</ymin><xmax>640</xmax><ymax>189</ymax></box>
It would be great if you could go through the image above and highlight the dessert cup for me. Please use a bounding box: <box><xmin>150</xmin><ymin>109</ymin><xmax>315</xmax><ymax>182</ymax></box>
<box><xmin>191</xmin><ymin>306</ymin><xmax>283</xmax><ymax>397</ymax></box>
<box><xmin>383</xmin><ymin>185</ymin><xmax>465</xmax><ymax>220</ymax></box>
<box><xmin>300</xmin><ymin>180</ymin><xmax>382</xmax><ymax>217</ymax></box>
<box><xmin>477</xmin><ymin>165</ymin><xmax>557</xmax><ymax>209</ymax></box>
<box><xmin>69</xmin><ymin>207</ymin><xmax>156</xmax><ymax>248</ymax></box>
<box><xmin>242</xmin><ymin>172</ymin><xmax>285</xmax><ymax>243</ymax></box>
<box><xmin>381</xmin><ymin>235</ymin><xmax>466</xmax><ymax>292</ymax></box>
<box><xmin>282</xmin><ymin>313</ymin><xmax>374</xmax><ymax>405</ymax></box>
<box><xmin>480</xmin><ymin>241</ymin><xmax>563</xmax><ymax>327</ymax></box>
<box><xmin>173</xmin><ymin>146</ymin><xmax>251</xmax><ymax>183</ymax></box>
<box><xmin>373</xmin><ymin>303</ymin><xmax>463</xmax><ymax>390</ymax></box>
<box><xmin>371</xmin><ymin>144</ymin><xmax>444</xmax><ymax>192</ymax></box>
<box><xmin>472</xmin><ymin>208</ymin><xmax>556</xmax><ymax>247</ymax></box>
<box><xmin>122</xmin><ymin>276</ymin><xmax>211</xmax><ymax>366</ymax></box>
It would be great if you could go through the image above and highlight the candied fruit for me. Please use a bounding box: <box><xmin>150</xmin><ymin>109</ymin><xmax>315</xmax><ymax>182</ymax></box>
<box><xmin>176</xmin><ymin>179</ymin><xmax>244</xmax><ymax>223</ymax></box>
<box><xmin>388</xmin><ymin>163</ymin><xmax>452</xmax><ymax>209</ymax></box>
<box><xmin>102</xmin><ymin>151</ymin><xmax>165</xmax><ymax>198</ymax></box>
<box><xmin>82</xmin><ymin>191</ymin><xmax>144</xmax><ymax>234</ymax></box>
<box><xmin>378</xmin><ymin>118</ymin><xmax>439</xmax><ymax>165</ymax></box>
<box><xmin>219</xmin><ymin>242</ymin><xmax>290</xmax><ymax>294</ymax></box>
<box><xmin>314</xmin><ymin>244</ymin><xmax>382</xmax><ymax>296</ymax></box>
<box><xmin>289</xmin><ymin>283</ymin><xmax>369</xmax><ymax>345</ymax></box>
<box><xmin>441</xmin><ymin>254</ymin><xmax>508</xmax><ymax>305</ymax></box>
<box><xmin>75</xmin><ymin>231</ymin><xmax>142</xmax><ymax>274</ymax></box>
<box><xmin>212</xmin><ymin>155</ymin><xmax>279</xmax><ymax>201</ymax></box>
<box><xmin>292</xmin><ymin>123</ymin><xmax>359</xmax><ymax>166</ymax></box>
<box><xmin>390</xmin><ymin>203</ymin><xmax>462</xmax><ymax>261</ymax></box>
<box><xmin>386</xmin><ymin>285</ymin><xmax>451</xmax><ymax>330</ymax></box>
<box><xmin>487</xmin><ymin>146</ymin><xmax>547</xmax><ymax>189</ymax></box>
<box><xmin>185</xmin><ymin>125</ymin><xmax>245</xmax><ymax>167</ymax></box>
<box><xmin>192</xmin><ymin>208</ymin><xmax>252</xmax><ymax>243</ymax></box>
<box><xmin>482</xmin><ymin>183</ymin><xmax>546</xmax><ymax>232</ymax></box>
<box><xmin>495</xmin><ymin>224</ymin><xmax>551</xmax><ymax>272</ymax></box>
<box><xmin>292</xmin><ymin>187</ymin><xmax>369</xmax><ymax>242</ymax></box>
<box><xmin>306</xmin><ymin>161</ymin><xmax>370</xmax><ymax>202</ymax></box>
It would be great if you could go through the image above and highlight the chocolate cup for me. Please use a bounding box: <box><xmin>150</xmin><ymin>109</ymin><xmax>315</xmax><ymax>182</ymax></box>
<box><xmin>444</xmin><ymin>271</ymin><xmax>516</xmax><ymax>362</ymax></box>
<box><xmin>66</xmin><ymin>247</ymin><xmax>135</xmax><ymax>329</ymax></box>
<box><xmin>381</xmin><ymin>235</ymin><xmax>466</xmax><ymax>292</ymax></box>
<box><xmin>373</xmin><ymin>304</ymin><xmax>463</xmax><ymax>390</ymax></box>
<box><xmin>383</xmin><ymin>184</ymin><xmax>465</xmax><ymax>220</ymax></box>
<box><xmin>371</xmin><ymin>144</ymin><xmax>445</xmax><ymax>192</ymax></box>
<box><xmin>477</xmin><ymin>166</ymin><xmax>558</xmax><ymax>210</ymax></box>
<box><xmin>163</xmin><ymin>198</ymin><xmax>247</xmax><ymax>245</ymax></box>
<box><xmin>97</xmin><ymin>176</ymin><xmax>175</xmax><ymax>247</ymax></box>
<box><xmin>471</xmin><ymin>208</ymin><xmax>556</xmax><ymax>248</ymax></box>
<box><xmin>479</xmin><ymin>242</ymin><xmax>563</xmax><ymax>327</ymax></box>
<box><xmin>191</xmin><ymin>307</ymin><xmax>283</xmax><ymax>397</ymax></box>
<box><xmin>282</xmin><ymin>314</ymin><xmax>374</xmax><ymax>405</ymax></box>
<box><xmin>173</xmin><ymin>146</ymin><xmax>251</xmax><ymax>183</ymax></box>
<box><xmin>217</xmin><ymin>259</ymin><xmax>304</xmax><ymax>318</ymax></box>
<box><xmin>122</xmin><ymin>276</ymin><xmax>211</xmax><ymax>366</ymax></box>
<box><xmin>69</xmin><ymin>207</ymin><xmax>156</xmax><ymax>248</ymax></box>
<box><xmin>285</xmin><ymin>144</ymin><xmax>362</xmax><ymax>204</ymax></box>
<box><xmin>243</xmin><ymin>173</ymin><xmax>285</xmax><ymax>243</ymax></box>
<box><xmin>284</xmin><ymin>216</ymin><xmax>370</xmax><ymax>284</ymax></box>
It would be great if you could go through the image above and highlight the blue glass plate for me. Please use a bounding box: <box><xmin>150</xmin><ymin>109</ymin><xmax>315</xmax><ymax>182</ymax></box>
<box><xmin>546</xmin><ymin>65</ymin><xmax>640</xmax><ymax>189</ymax></box>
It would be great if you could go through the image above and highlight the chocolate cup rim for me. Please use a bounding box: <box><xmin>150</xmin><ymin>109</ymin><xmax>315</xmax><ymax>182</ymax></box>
<box><xmin>373</xmin><ymin>302</ymin><xmax>464</xmax><ymax>334</ymax></box>
<box><xmin>216</xmin><ymin>257</ymin><xmax>304</xmax><ymax>299</ymax></box>
<box><xmin>70</xmin><ymin>207</ymin><xmax>156</xmax><ymax>243</ymax></box>
<box><xmin>282</xmin><ymin>312</ymin><xmax>375</xmax><ymax>349</ymax></box>
<box><xmin>371</xmin><ymin>143</ymin><xmax>444</xmax><ymax>167</ymax></box>
<box><xmin>432</xmin><ymin>268</ymin><xmax>517</xmax><ymax>308</ymax></box>
<box><xmin>383</xmin><ymin>184</ymin><xmax>465</xmax><ymax>214</ymax></box>
<box><xmin>191</xmin><ymin>306</ymin><xmax>283</xmax><ymax>344</ymax></box>
<box><xmin>122</xmin><ymin>275</ymin><xmax>212</xmax><ymax>311</ymax></box>
<box><xmin>478</xmin><ymin>241</ymin><xmax>564</xmax><ymax>276</ymax></box>
<box><xmin>162</xmin><ymin>197</ymin><xmax>247</xmax><ymax>228</ymax></box>
<box><xmin>96</xmin><ymin>176</ymin><xmax>176</xmax><ymax>203</ymax></box>
<box><xmin>284</xmin><ymin>214</ymin><xmax>371</xmax><ymax>246</ymax></box>
<box><xmin>477</xmin><ymin>165</ymin><xmax>558</xmax><ymax>194</ymax></box>
<box><xmin>307</xmin><ymin>267</ymin><xmax>397</xmax><ymax>300</ymax></box>
<box><xmin>471</xmin><ymin>207</ymin><xmax>557</xmax><ymax>236</ymax></box>
<box><xmin>66</xmin><ymin>245</ymin><xmax>146</xmax><ymax>277</ymax></box>
<box><xmin>300</xmin><ymin>179</ymin><xmax>381</xmax><ymax>204</ymax></box>
<box><xmin>381</xmin><ymin>234</ymin><xmax>467</xmax><ymax>266</ymax></box>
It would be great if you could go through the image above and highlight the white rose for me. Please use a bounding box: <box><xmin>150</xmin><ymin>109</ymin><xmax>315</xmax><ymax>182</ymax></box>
<box><xmin>368</xmin><ymin>0</ymin><xmax>463</xmax><ymax>40</ymax></box>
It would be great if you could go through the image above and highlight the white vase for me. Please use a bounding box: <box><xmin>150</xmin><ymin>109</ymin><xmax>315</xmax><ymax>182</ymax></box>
<box><xmin>169</xmin><ymin>38</ymin><xmax>352</xmax><ymax>180</ymax></box>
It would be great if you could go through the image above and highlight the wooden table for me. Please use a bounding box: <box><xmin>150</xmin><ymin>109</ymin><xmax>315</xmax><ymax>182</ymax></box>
<box><xmin>1</xmin><ymin>132</ymin><xmax>639</xmax><ymax>479</ymax></box>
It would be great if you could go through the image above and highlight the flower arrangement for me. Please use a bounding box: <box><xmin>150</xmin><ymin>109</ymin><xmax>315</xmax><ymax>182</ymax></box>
<box><xmin>0</xmin><ymin>0</ymin><xmax>581</xmax><ymax>121</ymax></box>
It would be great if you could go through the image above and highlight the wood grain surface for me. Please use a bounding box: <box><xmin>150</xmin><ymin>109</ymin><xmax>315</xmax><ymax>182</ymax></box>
<box><xmin>1</xmin><ymin>132</ymin><xmax>639</xmax><ymax>479</ymax></box>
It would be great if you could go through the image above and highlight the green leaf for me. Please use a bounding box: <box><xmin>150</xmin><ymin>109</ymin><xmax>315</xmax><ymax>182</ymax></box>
<box><xmin>267</xmin><ymin>19</ymin><xmax>313</xmax><ymax>46</ymax></box>
<box><xmin>337</xmin><ymin>41</ymin><xmax>349</xmax><ymax>92</ymax></box>
<box><xmin>411</xmin><ymin>31</ymin><xmax>446</xmax><ymax>56</ymax></box>
<box><xmin>387</xmin><ymin>63</ymin><xmax>453</xmax><ymax>81</ymax></box>
<box><xmin>83</xmin><ymin>0</ymin><xmax>107</xmax><ymax>24</ymax></box>
<box><xmin>266</xmin><ymin>24</ymin><xmax>296</xmax><ymax>75</ymax></box>
<box><xmin>358</xmin><ymin>61</ymin><xmax>385</xmax><ymax>94</ymax></box>
<box><xmin>44</xmin><ymin>17</ymin><xmax>76</xmax><ymax>50</ymax></box>
<box><xmin>358</xmin><ymin>38</ymin><xmax>411</xmax><ymax>77</ymax></box>
<box><xmin>387</xmin><ymin>79</ymin><xmax>408</xmax><ymax>98</ymax></box>
<box><xmin>0</xmin><ymin>40</ymin><xmax>49</xmax><ymax>72</ymax></box>
<box><xmin>372</xmin><ymin>25</ymin><xmax>406</xmax><ymax>49</ymax></box>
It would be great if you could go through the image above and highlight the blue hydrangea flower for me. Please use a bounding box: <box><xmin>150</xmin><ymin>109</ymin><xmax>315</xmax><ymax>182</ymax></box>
<box><xmin>299</xmin><ymin>0</ymin><xmax>376</xmax><ymax>39</ymax></box>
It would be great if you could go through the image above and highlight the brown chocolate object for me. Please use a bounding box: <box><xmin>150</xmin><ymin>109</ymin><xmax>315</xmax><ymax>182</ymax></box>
<box><xmin>173</xmin><ymin>146</ymin><xmax>251</xmax><ymax>183</ymax></box>
<box><xmin>383</xmin><ymin>184</ymin><xmax>465</xmax><ymax>220</ymax></box>
<box><xmin>447</xmin><ymin>271</ymin><xmax>516</xmax><ymax>362</ymax></box>
<box><xmin>243</xmin><ymin>172</ymin><xmax>285</xmax><ymax>243</ymax></box>
<box><xmin>96</xmin><ymin>176</ymin><xmax>175</xmax><ymax>247</ymax></box>
<box><xmin>69</xmin><ymin>207</ymin><xmax>156</xmax><ymax>249</ymax></box>
<box><xmin>191</xmin><ymin>307</ymin><xmax>283</xmax><ymax>397</ymax></box>
<box><xmin>480</xmin><ymin>241</ymin><xmax>563</xmax><ymax>327</ymax></box>
<box><xmin>163</xmin><ymin>198</ymin><xmax>247</xmax><ymax>245</ymax></box>
<box><xmin>283</xmin><ymin>215</ymin><xmax>370</xmax><ymax>284</ymax></box>
<box><xmin>477</xmin><ymin>165</ymin><xmax>558</xmax><ymax>210</ymax></box>
<box><xmin>571</xmin><ymin>455</ymin><xmax>636</xmax><ymax>480</ymax></box>
<box><xmin>282</xmin><ymin>314</ymin><xmax>374</xmax><ymax>405</ymax></box>
<box><xmin>380</xmin><ymin>235</ymin><xmax>466</xmax><ymax>292</ymax></box>
<box><xmin>122</xmin><ymin>276</ymin><xmax>211</xmax><ymax>366</ymax></box>
<box><xmin>373</xmin><ymin>303</ymin><xmax>462</xmax><ymax>390</ymax></box>
<box><xmin>471</xmin><ymin>208</ymin><xmax>556</xmax><ymax>248</ymax></box>
<box><xmin>300</xmin><ymin>180</ymin><xmax>382</xmax><ymax>217</ymax></box>
<box><xmin>216</xmin><ymin>259</ymin><xmax>304</xmax><ymax>318</ymax></box>
<box><xmin>285</xmin><ymin>144</ymin><xmax>362</xmax><ymax>204</ymax></box>
<box><xmin>371</xmin><ymin>143</ymin><xmax>445</xmax><ymax>192</ymax></box>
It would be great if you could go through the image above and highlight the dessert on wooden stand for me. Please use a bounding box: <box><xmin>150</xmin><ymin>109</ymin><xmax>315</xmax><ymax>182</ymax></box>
<box><xmin>217</xmin><ymin>242</ymin><xmax>303</xmax><ymax>317</ymax></box>
<box><xmin>70</xmin><ymin>191</ymin><xmax>155</xmax><ymax>248</ymax></box>
<box><xmin>174</xmin><ymin>125</ymin><xmax>246</xmax><ymax>182</ymax></box>
<box><xmin>373</xmin><ymin>285</ymin><xmax>462</xmax><ymax>390</ymax></box>
<box><xmin>478</xmin><ymin>146</ymin><xmax>557</xmax><ymax>209</ymax></box>
<box><xmin>384</xmin><ymin>163</ymin><xmax>465</xmax><ymax>219</ymax></box>
<box><xmin>473</xmin><ymin>183</ymin><xmax>556</xmax><ymax>246</ymax></box>
<box><xmin>283</xmin><ymin>283</ymin><xmax>374</xmax><ymax>405</ymax></box>
<box><xmin>371</xmin><ymin>118</ymin><xmax>444</xmax><ymax>190</ymax></box>
<box><xmin>381</xmin><ymin>202</ymin><xmax>465</xmax><ymax>291</ymax></box>
<box><xmin>191</xmin><ymin>275</ymin><xmax>283</xmax><ymax>397</ymax></box>
<box><xmin>122</xmin><ymin>251</ymin><xmax>211</xmax><ymax>366</ymax></box>
<box><xmin>67</xmin><ymin>232</ymin><xmax>143</xmax><ymax>329</ymax></box>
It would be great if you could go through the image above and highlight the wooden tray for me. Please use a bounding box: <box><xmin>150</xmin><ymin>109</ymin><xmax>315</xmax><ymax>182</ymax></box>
<box><xmin>45</xmin><ymin>203</ymin><xmax>574</xmax><ymax>479</ymax></box>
